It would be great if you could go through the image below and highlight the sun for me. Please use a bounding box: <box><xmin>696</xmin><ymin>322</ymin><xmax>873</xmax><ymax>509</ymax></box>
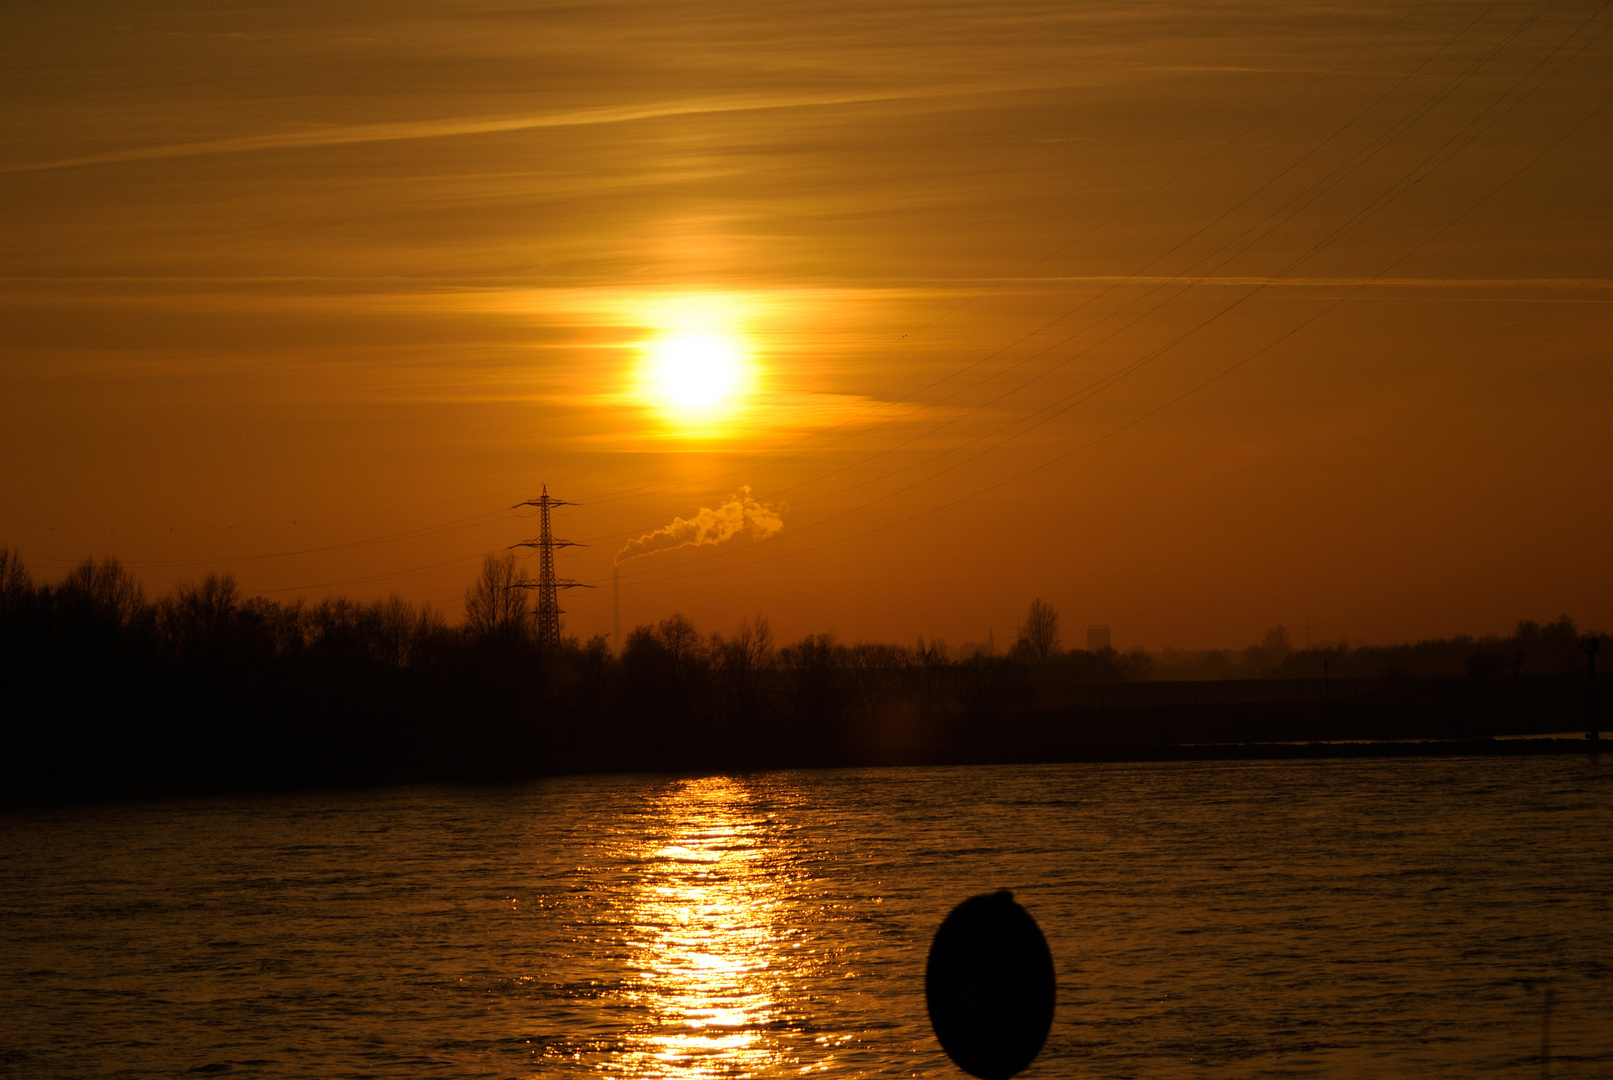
<box><xmin>630</xmin><ymin>295</ymin><xmax>759</xmax><ymax>430</ymax></box>
<box><xmin>641</xmin><ymin>327</ymin><xmax>752</xmax><ymax>424</ymax></box>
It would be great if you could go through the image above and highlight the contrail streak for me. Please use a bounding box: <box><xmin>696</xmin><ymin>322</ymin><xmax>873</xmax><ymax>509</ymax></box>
<box><xmin>0</xmin><ymin>82</ymin><xmax>1076</xmax><ymax>174</ymax></box>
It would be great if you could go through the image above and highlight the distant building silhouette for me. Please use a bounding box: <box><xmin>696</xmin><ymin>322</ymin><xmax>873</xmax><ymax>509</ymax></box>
<box><xmin>1087</xmin><ymin>625</ymin><xmax>1111</xmax><ymax>652</ymax></box>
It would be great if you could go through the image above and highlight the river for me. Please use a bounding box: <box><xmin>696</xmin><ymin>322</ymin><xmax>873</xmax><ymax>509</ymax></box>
<box><xmin>2</xmin><ymin>758</ymin><xmax>1609</xmax><ymax>1077</ymax></box>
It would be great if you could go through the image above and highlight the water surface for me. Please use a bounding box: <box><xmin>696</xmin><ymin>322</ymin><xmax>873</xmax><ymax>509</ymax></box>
<box><xmin>2</xmin><ymin>758</ymin><xmax>1609</xmax><ymax>1077</ymax></box>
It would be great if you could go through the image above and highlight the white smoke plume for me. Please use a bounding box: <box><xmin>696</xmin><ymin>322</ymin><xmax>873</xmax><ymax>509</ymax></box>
<box><xmin>616</xmin><ymin>487</ymin><xmax>784</xmax><ymax>565</ymax></box>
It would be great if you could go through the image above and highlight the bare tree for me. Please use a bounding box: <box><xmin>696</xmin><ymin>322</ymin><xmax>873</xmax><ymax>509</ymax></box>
<box><xmin>712</xmin><ymin>615</ymin><xmax>774</xmax><ymax>724</ymax></box>
<box><xmin>59</xmin><ymin>557</ymin><xmax>145</xmax><ymax>629</ymax></box>
<box><xmin>954</xmin><ymin>654</ymin><xmax>1031</xmax><ymax>720</ymax></box>
<box><xmin>914</xmin><ymin>636</ymin><xmax>953</xmax><ymax>714</ymax></box>
<box><xmin>0</xmin><ymin>547</ymin><xmax>31</xmax><ymax>608</ymax></box>
<box><xmin>779</xmin><ymin>633</ymin><xmax>845</xmax><ymax>727</ymax></box>
<box><xmin>464</xmin><ymin>553</ymin><xmax>529</xmax><ymax>639</ymax></box>
<box><xmin>655</xmin><ymin>613</ymin><xmax>705</xmax><ymax>670</ymax></box>
<box><xmin>1261</xmin><ymin>625</ymin><xmax>1291</xmax><ymax>657</ymax></box>
<box><xmin>157</xmin><ymin>573</ymin><xmax>240</xmax><ymax>656</ymax></box>
<box><xmin>847</xmin><ymin>642</ymin><xmax>909</xmax><ymax>719</ymax></box>
<box><xmin>628</xmin><ymin>613</ymin><xmax>709</xmax><ymax>720</ymax></box>
<box><xmin>375</xmin><ymin>594</ymin><xmax>446</xmax><ymax>667</ymax></box>
<box><xmin>1014</xmin><ymin>597</ymin><xmax>1061</xmax><ymax>664</ymax></box>
<box><xmin>242</xmin><ymin>595</ymin><xmax>306</xmax><ymax>656</ymax></box>
<box><xmin>729</xmin><ymin>614</ymin><xmax>774</xmax><ymax>670</ymax></box>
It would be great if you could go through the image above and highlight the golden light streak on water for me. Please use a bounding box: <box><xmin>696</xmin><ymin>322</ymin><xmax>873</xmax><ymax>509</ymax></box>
<box><xmin>619</xmin><ymin>777</ymin><xmax>789</xmax><ymax>1077</ymax></box>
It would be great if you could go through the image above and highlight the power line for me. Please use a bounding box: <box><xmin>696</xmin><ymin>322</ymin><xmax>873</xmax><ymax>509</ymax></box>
<box><xmin>569</xmin><ymin>2</ymin><xmax>1545</xmax><ymax>553</ymax></box>
<box><xmin>585</xmin><ymin>0</ymin><xmax>1555</xmax><ymax>552</ymax></box>
<box><xmin>15</xmin><ymin>2</ymin><xmax>1495</xmax><ymax>574</ymax></box>
<box><xmin>604</xmin><ymin>6</ymin><xmax>1610</xmax><ymax>589</ymax></box>
<box><xmin>539</xmin><ymin>0</ymin><xmax>1451</xmax><ymax>515</ymax></box>
<box><xmin>27</xmin><ymin>3</ymin><xmax>1598</xmax><ymax>601</ymax></box>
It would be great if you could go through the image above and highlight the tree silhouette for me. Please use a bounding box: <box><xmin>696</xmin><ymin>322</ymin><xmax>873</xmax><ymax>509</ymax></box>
<box><xmin>1013</xmin><ymin>598</ymin><xmax>1061</xmax><ymax>664</ymax></box>
<box><xmin>779</xmin><ymin>633</ymin><xmax>844</xmax><ymax>735</ymax></box>
<box><xmin>1262</xmin><ymin>625</ymin><xmax>1292</xmax><ymax>656</ymax></box>
<box><xmin>3</xmin><ymin>539</ymin><xmax>1608</xmax><ymax>806</ymax></box>
<box><xmin>847</xmin><ymin>642</ymin><xmax>909</xmax><ymax>720</ymax></box>
<box><xmin>59</xmin><ymin>556</ymin><xmax>145</xmax><ymax>630</ymax></box>
<box><xmin>463</xmin><ymin>553</ymin><xmax>530</xmax><ymax>640</ymax></box>
<box><xmin>0</xmin><ymin>547</ymin><xmax>29</xmax><ymax>608</ymax></box>
<box><xmin>159</xmin><ymin>574</ymin><xmax>241</xmax><ymax>660</ymax></box>
<box><xmin>712</xmin><ymin>615</ymin><xmax>773</xmax><ymax>727</ymax></box>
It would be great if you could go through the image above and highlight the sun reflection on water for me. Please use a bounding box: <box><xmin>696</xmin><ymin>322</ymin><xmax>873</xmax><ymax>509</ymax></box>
<box><xmin>619</xmin><ymin>777</ymin><xmax>791</xmax><ymax>1077</ymax></box>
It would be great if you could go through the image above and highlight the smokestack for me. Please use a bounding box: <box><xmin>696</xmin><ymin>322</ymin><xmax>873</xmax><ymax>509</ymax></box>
<box><xmin>613</xmin><ymin>565</ymin><xmax>621</xmax><ymax>654</ymax></box>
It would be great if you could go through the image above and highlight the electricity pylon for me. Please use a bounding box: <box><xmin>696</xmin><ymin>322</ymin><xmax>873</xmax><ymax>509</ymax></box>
<box><xmin>511</xmin><ymin>485</ymin><xmax>592</xmax><ymax>649</ymax></box>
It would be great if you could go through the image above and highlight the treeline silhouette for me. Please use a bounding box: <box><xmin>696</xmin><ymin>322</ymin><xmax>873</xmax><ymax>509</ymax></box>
<box><xmin>0</xmin><ymin>548</ymin><xmax>1602</xmax><ymax>805</ymax></box>
<box><xmin>1146</xmin><ymin>617</ymin><xmax>1593</xmax><ymax>682</ymax></box>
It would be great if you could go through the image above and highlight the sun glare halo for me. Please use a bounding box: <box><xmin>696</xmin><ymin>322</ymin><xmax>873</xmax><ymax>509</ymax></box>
<box><xmin>646</xmin><ymin>331</ymin><xmax>748</xmax><ymax>415</ymax></box>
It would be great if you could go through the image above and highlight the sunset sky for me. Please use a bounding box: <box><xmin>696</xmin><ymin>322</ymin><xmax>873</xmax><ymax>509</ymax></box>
<box><xmin>2</xmin><ymin>0</ymin><xmax>1609</xmax><ymax>650</ymax></box>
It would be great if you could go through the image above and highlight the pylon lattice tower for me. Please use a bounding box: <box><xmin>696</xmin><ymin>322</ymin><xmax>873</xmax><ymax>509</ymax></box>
<box><xmin>512</xmin><ymin>485</ymin><xmax>592</xmax><ymax>649</ymax></box>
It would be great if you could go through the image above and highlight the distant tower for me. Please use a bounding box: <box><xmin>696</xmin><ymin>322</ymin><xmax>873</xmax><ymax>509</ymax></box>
<box><xmin>512</xmin><ymin>485</ymin><xmax>592</xmax><ymax>650</ymax></box>
<box><xmin>1087</xmin><ymin>625</ymin><xmax>1111</xmax><ymax>653</ymax></box>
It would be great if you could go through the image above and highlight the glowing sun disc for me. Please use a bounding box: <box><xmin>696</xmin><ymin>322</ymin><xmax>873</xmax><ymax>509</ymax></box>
<box><xmin>649</xmin><ymin>332</ymin><xmax>745</xmax><ymax>412</ymax></box>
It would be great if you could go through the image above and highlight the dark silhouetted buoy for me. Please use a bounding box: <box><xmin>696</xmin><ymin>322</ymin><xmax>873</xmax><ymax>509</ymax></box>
<box><xmin>925</xmin><ymin>889</ymin><xmax>1055</xmax><ymax>1079</ymax></box>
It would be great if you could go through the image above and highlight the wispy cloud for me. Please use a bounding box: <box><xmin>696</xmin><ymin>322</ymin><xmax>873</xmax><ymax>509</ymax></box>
<box><xmin>0</xmin><ymin>82</ymin><xmax>1081</xmax><ymax>174</ymax></box>
<box><xmin>985</xmin><ymin>276</ymin><xmax>1613</xmax><ymax>289</ymax></box>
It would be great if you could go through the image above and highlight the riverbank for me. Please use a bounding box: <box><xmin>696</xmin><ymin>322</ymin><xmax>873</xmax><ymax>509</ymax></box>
<box><xmin>5</xmin><ymin>693</ymin><xmax>1603</xmax><ymax>808</ymax></box>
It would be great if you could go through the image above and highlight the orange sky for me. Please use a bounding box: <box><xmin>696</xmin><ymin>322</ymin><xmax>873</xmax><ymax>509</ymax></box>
<box><xmin>1</xmin><ymin>0</ymin><xmax>1609</xmax><ymax>650</ymax></box>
